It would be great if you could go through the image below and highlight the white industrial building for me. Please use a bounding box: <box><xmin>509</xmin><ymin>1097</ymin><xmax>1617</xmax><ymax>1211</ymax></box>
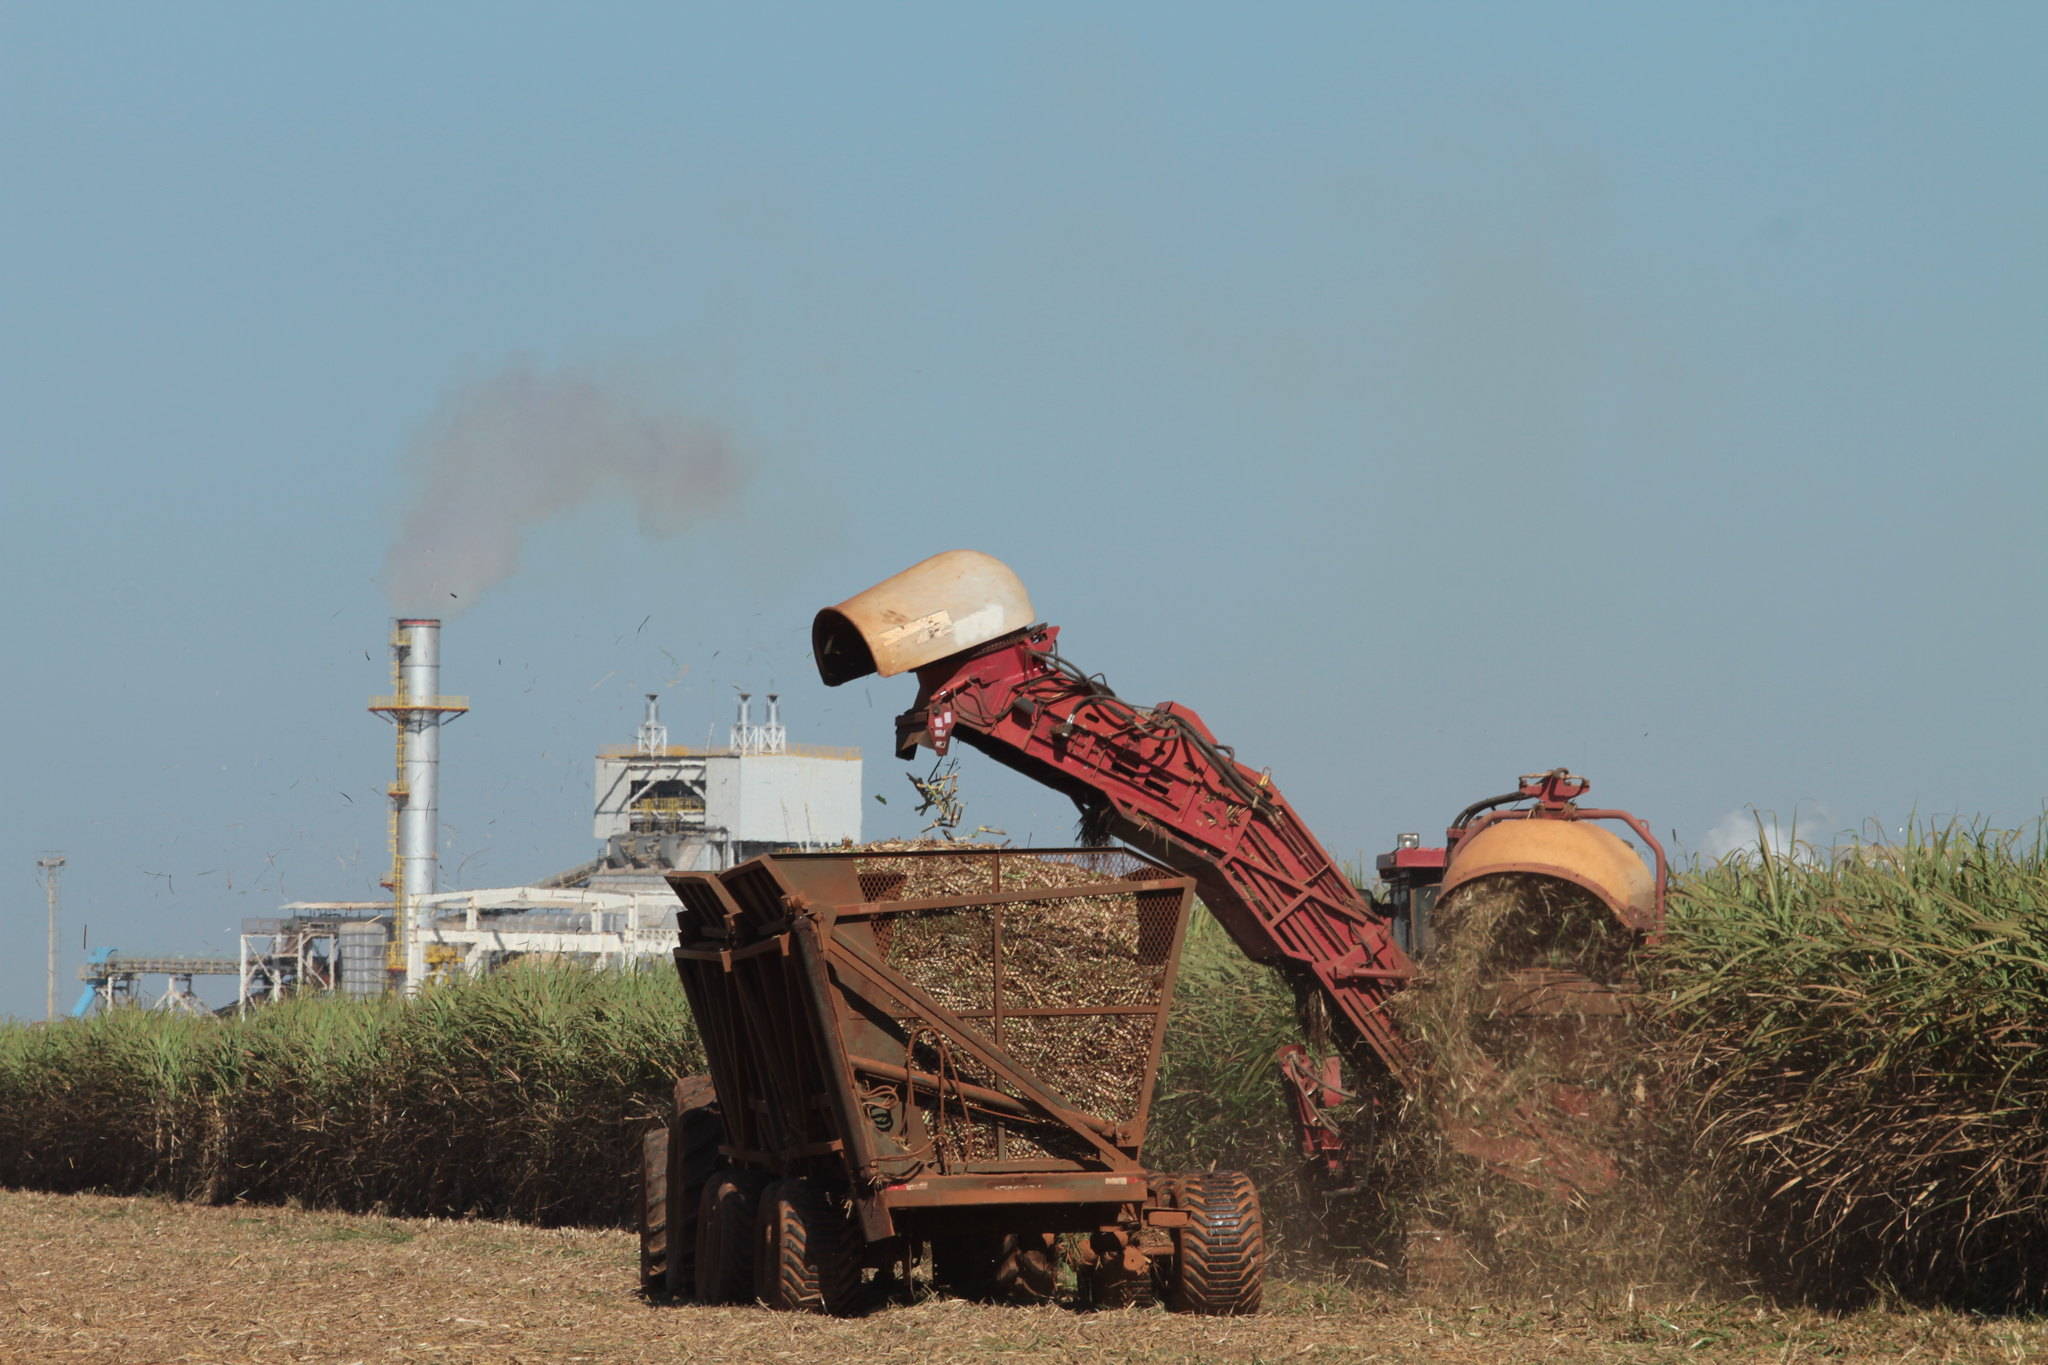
<box><xmin>360</xmin><ymin>645</ymin><xmax>862</xmax><ymax>994</ymax></box>
<box><xmin>375</xmin><ymin>691</ymin><xmax>861</xmax><ymax>991</ymax></box>
<box><xmin>81</xmin><ymin>623</ymin><xmax>864</xmax><ymax>1011</ymax></box>
<box><xmin>593</xmin><ymin>692</ymin><xmax>864</xmax><ymax>871</ymax></box>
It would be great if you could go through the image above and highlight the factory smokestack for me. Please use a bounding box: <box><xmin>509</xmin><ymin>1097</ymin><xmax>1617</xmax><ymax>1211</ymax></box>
<box><xmin>395</xmin><ymin>620</ymin><xmax>447</xmax><ymax>902</ymax></box>
<box><xmin>369</xmin><ymin>619</ymin><xmax>468</xmax><ymax>990</ymax></box>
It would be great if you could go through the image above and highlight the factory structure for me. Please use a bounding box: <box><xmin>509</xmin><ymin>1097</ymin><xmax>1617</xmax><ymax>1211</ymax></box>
<box><xmin>595</xmin><ymin>690</ymin><xmax>863</xmax><ymax>870</ymax></box>
<box><xmin>73</xmin><ymin>618</ymin><xmax>862</xmax><ymax>1013</ymax></box>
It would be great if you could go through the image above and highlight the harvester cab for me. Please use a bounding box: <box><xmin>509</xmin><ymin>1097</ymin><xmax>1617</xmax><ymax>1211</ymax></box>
<box><xmin>814</xmin><ymin>550</ymin><xmax>1665</xmax><ymax>1194</ymax></box>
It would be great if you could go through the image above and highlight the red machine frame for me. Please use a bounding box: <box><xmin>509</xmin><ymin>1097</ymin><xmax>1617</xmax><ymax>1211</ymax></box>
<box><xmin>898</xmin><ymin>626</ymin><xmax>1421</xmax><ymax>1084</ymax></box>
<box><xmin>888</xmin><ymin>625</ymin><xmax>1668</xmax><ymax>1186</ymax></box>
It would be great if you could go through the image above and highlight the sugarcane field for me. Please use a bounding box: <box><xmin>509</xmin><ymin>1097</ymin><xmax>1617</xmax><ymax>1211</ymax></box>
<box><xmin>9</xmin><ymin>824</ymin><xmax>2048</xmax><ymax>1362</ymax></box>
<box><xmin>10</xmin><ymin>7</ymin><xmax>2045</xmax><ymax>1363</ymax></box>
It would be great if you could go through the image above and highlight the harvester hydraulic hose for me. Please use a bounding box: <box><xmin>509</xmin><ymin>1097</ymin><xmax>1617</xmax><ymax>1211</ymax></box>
<box><xmin>1449</xmin><ymin>789</ymin><xmax>1531</xmax><ymax>833</ymax></box>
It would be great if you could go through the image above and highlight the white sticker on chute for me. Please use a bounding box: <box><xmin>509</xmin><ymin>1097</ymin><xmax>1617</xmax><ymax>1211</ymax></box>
<box><xmin>949</xmin><ymin>602</ymin><xmax>1007</xmax><ymax>645</ymax></box>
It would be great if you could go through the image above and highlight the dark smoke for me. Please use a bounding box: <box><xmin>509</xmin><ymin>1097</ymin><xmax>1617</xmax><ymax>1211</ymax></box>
<box><xmin>383</xmin><ymin>363</ymin><xmax>740</xmax><ymax>613</ymax></box>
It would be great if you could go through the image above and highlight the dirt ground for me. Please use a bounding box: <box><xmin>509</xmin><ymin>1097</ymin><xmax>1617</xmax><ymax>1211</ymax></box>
<box><xmin>0</xmin><ymin>1191</ymin><xmax>2041</xmax><ymax>1364</ymax></box>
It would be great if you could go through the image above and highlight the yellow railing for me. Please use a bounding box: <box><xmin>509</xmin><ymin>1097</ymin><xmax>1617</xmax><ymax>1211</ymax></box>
<box><xmin>367</xmin><ymin>694</ymin><xmax>471</xmax><ymax>713</ymax></box>
<box><xmin>598</xmin><ymin>743</ymin><xmax>861</xmax><ymax>761</ymax></box>
<box><xmin>632</xmin><ymin>796</ymin><xmax>706</xmax><ymax>813</ymax></box>
<box><xmin>781</xmin><ymin>743</ymin><xmax>861</xmax><ymax>760</ymax></box>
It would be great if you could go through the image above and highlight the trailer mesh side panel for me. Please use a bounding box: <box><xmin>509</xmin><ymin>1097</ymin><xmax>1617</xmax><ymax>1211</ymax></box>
<box><xmin>850</xmin><ymin>851</ymin><xmax>1186</xmax><ymax>1168</ymax></box>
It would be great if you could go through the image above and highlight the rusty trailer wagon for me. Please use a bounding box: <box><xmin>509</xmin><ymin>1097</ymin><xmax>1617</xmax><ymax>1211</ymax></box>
<box><xmin>636</xmin><ymin>845</ymin><xmax>1266</xmax><ymax>1315</ymax></box>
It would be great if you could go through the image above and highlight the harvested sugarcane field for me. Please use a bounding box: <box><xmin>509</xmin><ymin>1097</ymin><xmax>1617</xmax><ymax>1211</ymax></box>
<box><xmin>7</xmin><ymin>1189</ymin><xmax>2046</xmax><ymax>1365</ymax></box>
<box><xmin>8</xmin><ymin>8</ymin><xmax>2045</xmax><ymax>1363</ymax></box>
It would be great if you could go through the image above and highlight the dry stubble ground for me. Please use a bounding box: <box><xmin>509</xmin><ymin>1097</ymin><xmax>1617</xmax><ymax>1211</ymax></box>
<box><xmin>0</xmin><ymin>1190</ymin><xmax>2041</xmax><ymax>1365</ymax></box>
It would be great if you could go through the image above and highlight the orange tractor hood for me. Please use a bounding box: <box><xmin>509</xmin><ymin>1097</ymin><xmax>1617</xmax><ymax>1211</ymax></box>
<box><xmin>1440</xmin><ymin>817</ymin><xmax>1659</xmax><ymax>934</ymax></box>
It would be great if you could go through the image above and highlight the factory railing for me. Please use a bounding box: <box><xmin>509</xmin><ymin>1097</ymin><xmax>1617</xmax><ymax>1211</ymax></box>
<box><xmin>598</xmin><ymin>743</ymin><xmax>860</xmax><ymax>761</ymax></box>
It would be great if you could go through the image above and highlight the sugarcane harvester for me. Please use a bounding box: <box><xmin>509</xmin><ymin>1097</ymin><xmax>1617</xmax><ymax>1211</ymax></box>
<box><xmin>813</xmin><ymin>550</ymin><xmax>1668</xmax><ymax>1192</ymax></box>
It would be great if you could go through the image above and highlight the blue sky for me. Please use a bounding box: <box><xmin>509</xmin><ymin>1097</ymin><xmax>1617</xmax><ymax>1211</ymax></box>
<box><xmin>3</xmin><ymin>4</ymin><xmax>2043</xmax><ymax>1018</ymax></box>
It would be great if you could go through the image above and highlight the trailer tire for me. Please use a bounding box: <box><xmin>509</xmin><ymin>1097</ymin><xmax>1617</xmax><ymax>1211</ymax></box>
<box><xmin>638</xmin><ymin>1076</ymin><xmax>723</xmax><ymax>1297</ymax></box>
<box><xmin>1167</xmin><ymin>1172</ymin><xmax>1265</xmax><ymax>1316</ymax></box>
<box><xmin>992</xmin><ymin>1232</ymin><xmax>1060</xmax><ymax>1305</ymax></box>
<box><xmin>694</xmin><ymin>1168</ymin><xmax>769</xmax><ymax>1304</ymax></box>
<box><xmin>755</xmin><ymin>1178</ymin><xmax>861</xmax><ymax>1315</ymax></box>
<box><xmin>637</xmin><ymin>1124</ymin><xmax>673</xmax><ymax>1293</ymax></box>
<box><xmin>664</xmin><ymin>1094</ymin><xmax>723</xmax><ymax>1297</ymax></box>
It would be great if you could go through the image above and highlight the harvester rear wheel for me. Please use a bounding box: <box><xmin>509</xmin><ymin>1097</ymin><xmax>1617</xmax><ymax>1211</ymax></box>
<box><xmin>931</xmin><ymin>1231</ymin><xmax>1058</xmax><ymax>1303</ymax></box>
<box><xmin>1167</xmin><ymin>1172</ymin><xmax>1265</xmax><ymax>1315</ymax></box>
<box><xmin>755</xmin><ymin>1177</ymin><xmax>862</xmax><ymax>1315</ymax></box>
<box><xmin>694</xmin><ymin>1167</ymin><xmax>769</xmax><ymax>1303</ymax></box>
<box><xmin>636</xmin><ymin>1124</ymin><xmax>671</xmax><ymax>1294</ymax></box>
<box><xmin>1075</xmin><ymin>1232</ymin><xmax>1155</xmax><ymax>1310</ymax></box>
<box><xmin>1080</xmin><ymin>1262</ymin><xmax>1153</xmax><ymax>1309</ymax></box>
<box><xmin>992</xmin><ymin>1232</ymin><xmax>1060</xmax><ymax>1304</ymax></box>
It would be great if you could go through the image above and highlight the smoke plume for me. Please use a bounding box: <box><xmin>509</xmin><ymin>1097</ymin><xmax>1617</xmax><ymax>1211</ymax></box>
<box><xmin>383</xmin><ymin>363</ymin><xmax>740</xmax><ymax>613</ymax></box>
<box><xmin>1699</xmin><ymin>805</ymin><xmax>1833</xmax><ymax>865</ymax></box>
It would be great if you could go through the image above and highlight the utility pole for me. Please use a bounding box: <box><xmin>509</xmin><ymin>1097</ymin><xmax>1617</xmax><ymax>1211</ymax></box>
<box><xmin>38</xmin><ymin>853</ymin><xmax>65</xmax><ymax>1021</ymax></box>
